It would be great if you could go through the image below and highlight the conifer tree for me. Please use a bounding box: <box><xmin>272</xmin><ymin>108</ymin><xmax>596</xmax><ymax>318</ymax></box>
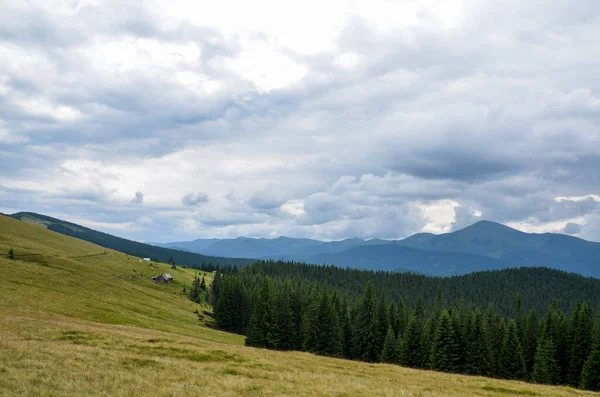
<box><xmin>353</xmin><ymin>281</ymin><xmax>381</xmax><ymax>362</ymax></box>
<box><xmin>214</xmin><ymin>276</ymin><xmax>248</xmax><ymax>334</ymax></box>
<box><xmin>580</xmin><ymin>315</ymin><xmax>600</xmax><ymax>391</ymax></box>
<box><xmin>486</xmin><ymin>304</ymin><xmax>506</xmax><ymax>376</ymax></box>
<box><xmin>567</xmin><ymin>301</ymin><xmax>594</xmax><ymax>386</ymax></box>
<box><xmin>376</xmin><ymin>292</ymin><xmax>389</xmax><ymax>357</ymax></box>
<box><xmin>200</xmin><ymin>276</ymin><xmax>207</xmax><ymax>292</ymax></box>
<box><xmin>499</xmin><ymin>320</ymin><xmax>526</xmax><ymax>380</ymax></box>
<box><xmin>430</xmin><ymin>310</ymin><xmax>458</xmax><ymax>373</ymax></box>
<box><xmin>208</xmin><ymin>271</ymin><xmax>222</xmax><ymax>305</ymax></box>
<box><xmin>190</xmin><ymin>275</ymin><xmax>200</xmax><ymax>303</ymax></box>
<box><xmin>380</xmin><ymin>326</ymin><xmax>401</xmax><ymax>364</ymax></box>
<box><xmin>275</xmin><ymin>285</ymin><xmax>296</xmax><ymax>351</ymax></box>
<box><xmin>465</xmin><ymin>308</ymin><xmax>493</xmax><ymax>376</ymax></box>
<box><xmin>401</xmin><ymin>298</ymin><xmax>426</xmax><ymax>368</ymax></box>
<box><xmin>246</xmin><ymin>278</ymin><xmax>279</xmax><ymax>349</ymax></box>
<box><xmin>396</xmin><ymin>298</ymin><xmax>408</xmax><ymax>337</ymax></box>
<box><xmin>313</xmin><ymin>290</ymin><xmax>343</xmax><ymax>357</ymax></box>
<box><xmin>523</xmin><ymin>309</ymin><xmax>540</xmax><ymax>376</ymax></box>
<box><xmin>302</xmin><ymin>287</ymin><xmax>321</xmax><ymax>352</ymax></box>
<box><xmin>8</xmin><ymin>248</ymin><xmax>14</xmax><ymax>260</ymax></box>
<box><xmin>388</xmin><ymin>301</ymin><xmax>399</xmax><ymax>338</ymax></box>
<box><xmin>341</xmin><ymin>304</ymin><xmax>354</xmax><ymax>359</ymax></box>
<box><xmin>532</xmin><ymin>337</ymin><xmax>559</xmax><ymax>384</ymax></box>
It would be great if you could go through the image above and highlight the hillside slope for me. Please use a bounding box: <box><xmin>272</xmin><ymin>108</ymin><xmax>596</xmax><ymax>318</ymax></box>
<box><xmin>10</xmin><ymin>211</ymin><xmax>255</xmax><ymax>267</ymax></box>
<box><xmin>1</xmin><ymin>214</ymin><xmax>596</xmax><ymax>396</ymax></box>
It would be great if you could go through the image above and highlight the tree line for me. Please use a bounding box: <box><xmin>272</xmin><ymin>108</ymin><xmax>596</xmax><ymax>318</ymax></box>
<box><xmin>209</xmin><ymin>264</ymin><xmax>600</xmax><ymax>391</ymax></box>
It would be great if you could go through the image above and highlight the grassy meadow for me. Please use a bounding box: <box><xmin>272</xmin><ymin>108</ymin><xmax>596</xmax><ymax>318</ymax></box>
<box><xmin>0</xmin><ymin>214</ymin><xmax>598</xmax><ymax>397</ymax></box>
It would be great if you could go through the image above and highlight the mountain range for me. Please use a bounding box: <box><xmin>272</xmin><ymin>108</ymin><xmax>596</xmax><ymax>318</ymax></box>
<box><xmin>152</xmin><ymin>220</ymin><xmax>600</xmax><ymax>277</ymax></box>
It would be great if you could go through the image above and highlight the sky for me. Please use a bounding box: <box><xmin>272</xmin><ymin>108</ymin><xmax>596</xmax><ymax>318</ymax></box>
<box><xmin>1</xmin><ymin>0</ymin><xmax>599</xmax><ymax>243</ymax></box>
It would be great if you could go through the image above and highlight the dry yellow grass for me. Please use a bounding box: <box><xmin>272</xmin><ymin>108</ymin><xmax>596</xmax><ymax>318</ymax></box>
<box><xmin>0</xmin><ymin>215</ymin><xmax>598</xmax><ymax>397</ymax></box>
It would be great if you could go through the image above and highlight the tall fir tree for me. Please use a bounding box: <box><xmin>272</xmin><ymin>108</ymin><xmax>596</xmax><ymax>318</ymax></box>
<box><xmin>523</xmin><ymin>309</ymin><xmax>540</xmax><ymax>376</ymax></box>
<box><xmin>190</xmin><ymin>275</ymin><xmax>200</xmax><ymax>303</ymax></box>
<box><xmin>430</xmin><ymin>310</ymin><xmax>459</xmax><ymax>373</ymax></box>
<box><xmin>208</xmin><ymin>270</ymin><xmax>222</xmax><ymax>305</ymax></box>
<box><xmin>499</xmin><ymin>320</ymin><xmax>526</xmax><ymax>380</ymax></box>
<box><xmin>401</xmin><ymin>298</ymin><xmax>426</xmax><ymax>368</ymax></box>
<box><xmin>531</xmin><ymin>337</ymin><xmax>559</xmax><ymax>385</ymax></box>
<box><xmin>376</xmin><ymin>292</ymin><xmax>389</xmax><ymax>357</ymax></box>
<box><xmin>275</xmin><ymin>285</ymin><xmax>297</xmax><ymax>351</ymax></box>
<box><xmin>313</xmin><ymin>290</ymin><xmax>343</xmax><ymax>357</ymax></box>
<box><xmin>352</xmin><ymin>281</ymin><xmax>381</xmax><ymax>362</ymax></box>
<box><xmin>380</xmin><ymin>326</ymin><xmax>401</xmax><ymax>364</ymax></box>
<box><xmin>567</xmin><ymin>301</ymin><xmax>594</xmax><ymax>386</ymax></box>
<box><xmin>465</xmin><ymin>308</ymin><xmax>493</xmax><ymax>376</ymax></box>
<box><xmin>246</xmin><ymin>278</ymin><xmax>279</xmax><ymax>349</ymax></box>
<box><xmin>388</xmin><ymin>301</ymin><xmax>399</xmax><ymax>339</ymax></box>
<box><xmin>580</xmin><ymin>314</ymin><xmax>600</xmax><ymax>391</ymax></box>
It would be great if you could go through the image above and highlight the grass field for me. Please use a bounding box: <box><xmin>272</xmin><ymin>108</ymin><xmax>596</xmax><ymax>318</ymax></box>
<box><xmin>0</xmin><ymin>214</ymin><xmax>598</xmax><ymax>397</ymax></box>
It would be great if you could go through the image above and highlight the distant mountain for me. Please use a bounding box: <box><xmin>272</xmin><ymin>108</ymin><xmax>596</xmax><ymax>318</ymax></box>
<box><xmin>152</xmin><ymin>236</ymin><xmax>388</xmax><ymax>259</ymax></box>
<box><xmin>152</xmin><ymin>220</ymin><xmax>600</xmax><ymax>277</ymax></box>
<box><xmin>10</xmin><ymin>212</ymin><xmax>255</xmax><ymax>267</ymax></box>
<box><xmin>396</xmin><ymin>220</ymin><xmax>600</xmax><ymax>277</ymax></box>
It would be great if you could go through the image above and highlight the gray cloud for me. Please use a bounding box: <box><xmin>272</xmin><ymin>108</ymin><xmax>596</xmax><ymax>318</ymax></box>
<box><xmin>131</xmin><ymin>192</ymin><xmax>144</xmax><ymax>204</ymax></box>
<box><xmin>181</xmin><ymin>192</ymin><xmax>209</xmax><ymax>206</ymax></box>
<box><xmin>1</xmin><ymin>0</ymin><xmax>600</xmax><ymax>242</ymax></box>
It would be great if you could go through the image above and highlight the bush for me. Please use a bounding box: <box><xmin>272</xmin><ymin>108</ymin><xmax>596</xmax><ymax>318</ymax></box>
<box><xmin>8</xmin><ymin>248</ymin><xmax>14</xmax><ymax>260</ymax></box>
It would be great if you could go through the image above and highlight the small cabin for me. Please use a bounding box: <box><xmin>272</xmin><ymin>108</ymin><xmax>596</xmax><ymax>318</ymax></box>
<box><xmin>152</xmin><ymin>274</ymin><xmax>173</xmax><ymax>283</ymax></box>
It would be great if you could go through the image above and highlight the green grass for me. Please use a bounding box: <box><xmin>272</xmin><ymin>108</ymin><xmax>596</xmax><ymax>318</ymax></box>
<box><xmin>0</xmin><ymin>214</ymin><xmax>598</xmax><ymax>397</ymax></box>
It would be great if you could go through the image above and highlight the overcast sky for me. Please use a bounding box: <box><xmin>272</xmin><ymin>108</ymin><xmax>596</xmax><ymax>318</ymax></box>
<box><xmin>1</xmin><ymin>0</ymin><xmax>599</xmax><ymax>242</ymax></box>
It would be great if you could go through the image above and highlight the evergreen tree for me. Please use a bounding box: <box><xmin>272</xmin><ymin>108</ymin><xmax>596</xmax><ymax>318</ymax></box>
<box><xmin>313</xmin><ymin>290</ymin><xmax>343</xmax><ymax>357</ymax></box>
<box><xmin>515</xmin><ymin>293</ymin><xmax>524</xmax><ymax>341</ymax></box>
<box><xmin>214</xmin><ymin>276</ymin><xmax>248</xmax><ymax>334</ymax></box>
<box><xmin>388</xmin><ymin>301</ymin><xmax>399</xmax><ymax>339</ymax></box>
<box><xmin>486</xmin><ymin>304</ymin><xmax>506</xmax><ymax>376</ymax></box>
<box><xmin>353</xmin><ymin>281</ymin><xmax>381</xmax><ymax>362</ymax></box>
<box><xmin>341</xmin><ymin>304</ymin><xmax>354</xmax><ymax>359</ymax></box>
<box><xmin>302</xmin><ymin>287</ymin><xmax>321</xmax><ymax>352</ymax></box>
<box><xmin>396</xmin><ymin>298</ymin><xmax>408</xmax><ymax>337</ymax></box>
<box><xmin>8</xmin><ymin>248</ymin><xmax>14</xmax><ymax>260</ymax></box>
<box><xmin>580</xmin><ymin>315</ymin><xmax>600</xmax><ymax>391</ymax></box>
<box><xmin>208</xmin><ymin>271</ymin><xmax>222</xmax><ymax>305</ymax></box>
<box><xmin>430</xmin><ymin>310</ymin><xmax>458</xmax><ymax>373</ymax></box>
<box><xmin>401</xmin><ymin>298</ymin><xmax>426</xmax><ymax>368</ymax></box>
<box><xmin>567</xmin><ymin>301</ymin><xmax>594</xmax><ymax>386</ymax></box>
<box><xmin>465</xmin><ymin>308</ymin><xmax>493</xmax><ymax>376</ymax></box>
<box><xmin>376</xmin><ymin>292</ymin><xmax>389</xmax><ymax>357</ymax></box>
<box><xmin>523</xmin><ymin>309</ymin><xmax>540</xmax><ymax>376</ymax></box>
<box><xmin>275</xmin><ymin>285</ymin><xmax>297</xmax><ymax>351</ymax></box>
<box><xmin>532</xmin><ymin>337</ymin><xmax>559</xmax><ymax>385</ymax></box>
<box><xmin>499</xmin><ymin>320</ymin><xmax>526</xmax><ymax>380</ymax></box>
<box><xmin>246</xmin><ymin>278</ymin><xmax>279</xmax><ymax>348</ymax></box>
<box><xmin>190</xmin><ymin>275</ymin><xmax>201</xmax><ymax>303</ymax></box>
<box><xmin>380</xmin><ymin>326</ymin><xmax>401</xmax><ymax>364</ymax></box>
<box><xmin>200</xmin><ymin>276</ymin><xmax>207</xmax><ymax>292</ymax></box>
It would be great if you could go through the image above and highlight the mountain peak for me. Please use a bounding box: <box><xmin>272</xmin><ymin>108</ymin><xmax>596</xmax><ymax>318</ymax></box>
<box><xmin>458</xmin><ymin>220</ymin><xmax>521</xmax><ymax>234</ymax></box>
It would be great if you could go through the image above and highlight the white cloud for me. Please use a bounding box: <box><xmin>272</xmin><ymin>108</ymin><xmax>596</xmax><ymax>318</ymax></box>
<box><xmin>1</xmin><ymin>0</ymin><xmax>600</xmax><ymax>242</ymax></box>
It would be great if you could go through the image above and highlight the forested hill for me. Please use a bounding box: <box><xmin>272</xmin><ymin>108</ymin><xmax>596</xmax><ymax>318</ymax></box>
<box><xmin>9</xmin><ymin>212</ymin><xmax>255</xmax><ymax>267</ymax></box>
<box><xmin>232</xmin><ymin>260</ymin><xmax>600</xmax><ymax>316</ymax></box>
<box><xmin>210</xmin><ymin>260</ymin><xmax>600</xmax><ymax>390</ymax></box>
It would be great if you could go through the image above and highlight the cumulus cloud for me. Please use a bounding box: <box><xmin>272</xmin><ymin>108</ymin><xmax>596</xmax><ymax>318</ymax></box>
<box><xmin>1</xmin><ymin>0</ymin><xmax>600</xmax><ymax>242</ymax></box>
<box><xmin>131</xmin><ymin>192</ymin><xmax>144</xmax><ymax>204</ymax></box>
<box><xmin>181</xmin><ymin>192</ymin><xmax>209</xmax><ymax>206</ymax></box>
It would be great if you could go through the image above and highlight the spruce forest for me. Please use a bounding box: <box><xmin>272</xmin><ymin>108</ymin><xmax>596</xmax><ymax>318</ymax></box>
<box><xmin>207</xmin><ymin>261</ymin><xmax>600</xmax><ymax>391</ymax></box>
